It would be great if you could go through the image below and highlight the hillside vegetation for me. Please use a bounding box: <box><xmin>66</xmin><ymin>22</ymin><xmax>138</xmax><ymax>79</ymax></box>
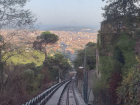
<box><xmin>94</xmin><ymin>1</ymin><xmax>140</xmax><ymax>105</ymax></box>
<box><xmin>0</xmin><ymin>31</ymin><xmax>72</xmax><ymax>105</ymax></box>
<box><xmin>3</xmin><ymin>50</ymin><xmax>45</xmax><ymax>66</ymax></box>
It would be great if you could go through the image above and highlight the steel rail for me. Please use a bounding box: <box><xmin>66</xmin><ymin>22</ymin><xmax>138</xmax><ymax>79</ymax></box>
<box><xmin>66</xmin><ymin>81</ymin><xmax>78</xmax><ymax>105</ymax></box>
<box><xmin>72</xmin><ymin>81</ymin><xmax>79</xmax><ymax>105</ymax></box>
<box><xmin>57</xmin><ymin>80</ymin><xmax>71</xmax><ymax>105</ymax></box>
<box><xmin>66</xmin><ymin>82</ymin><xmax>71</xmax><ymax>105</ymax></box>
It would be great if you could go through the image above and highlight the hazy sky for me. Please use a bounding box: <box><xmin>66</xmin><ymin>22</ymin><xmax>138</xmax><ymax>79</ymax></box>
<box><xmin>25</xmin><ymin>0</ymin><xmax>106</xmax><ymax>29</ymax></box>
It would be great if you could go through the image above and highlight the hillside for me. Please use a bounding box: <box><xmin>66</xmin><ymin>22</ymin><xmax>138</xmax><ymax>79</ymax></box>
<box><xmin>46</xmin><ymin>26</ymin><xmax>98</xmax><ymax>33</ymax></box>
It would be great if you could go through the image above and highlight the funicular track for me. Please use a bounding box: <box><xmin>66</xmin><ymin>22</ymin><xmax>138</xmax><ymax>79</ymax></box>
<box><xmin>67</xmin><ymin>81</ymin><xmax>78</xmax><ymax>105</ymax></box>
<box><xmin>23</xmin><ymin>79</ymin><xmax>85</xmax><ymax>105</ymax></box>
<box><xmin>60</xmin><ymin>80</ymin><xmax>78</xmax><ymax>105</ymax></box>
<box><xmin>23</xmin><ymin>80</ymin><xmax>70</xmax><ymax>105</ymax></box>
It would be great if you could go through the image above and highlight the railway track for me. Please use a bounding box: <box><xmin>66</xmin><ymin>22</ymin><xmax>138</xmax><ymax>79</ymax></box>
<box><xmin>60</xmin><ymin>80</ymin><xmax>78</xmax><ymax>105</ymax></box>
<box><xmin>23</xmin><ymin>79</ymin><xmax>86</xmax><ymax>105</ymax></box>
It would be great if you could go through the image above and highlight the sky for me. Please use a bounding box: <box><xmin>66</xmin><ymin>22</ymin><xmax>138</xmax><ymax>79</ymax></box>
<box><xmin>25</xmin><ymin>0</ymin><xmax>106</xmax><ymax>29</ymax></box>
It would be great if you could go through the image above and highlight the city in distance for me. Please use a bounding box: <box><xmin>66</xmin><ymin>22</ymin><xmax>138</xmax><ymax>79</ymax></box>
<box><xmin>1</xmin><ymin>26</ymin><xmax>97</xmax><ymax>61</ymax></box>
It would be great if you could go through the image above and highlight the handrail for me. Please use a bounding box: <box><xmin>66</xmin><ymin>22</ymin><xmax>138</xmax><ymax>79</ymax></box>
<box><xmin>57</xmin><ymin>80</ymin><xmax>71</xmax><ymax>105</ymax></box>
<box><xmin>22</xmin><ymin>80</ymin><xmax>69</xmax><ymax>105</ymax></box>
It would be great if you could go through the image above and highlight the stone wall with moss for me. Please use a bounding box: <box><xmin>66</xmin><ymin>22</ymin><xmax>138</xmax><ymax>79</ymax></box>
<box><xmin>95</xmin><ymin>20</ymin><xmax>140</xmax><ymax>104</ymax></box>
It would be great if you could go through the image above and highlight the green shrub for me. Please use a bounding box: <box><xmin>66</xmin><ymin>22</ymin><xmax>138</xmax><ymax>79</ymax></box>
<box><xmin>96</xmin><ymin>32</ymin><xmax>138</xmax><ymax>104</ymax></box>
<box><xmin>117</xmin><ymin>66</ymin><xmax>140</xmax><ymax>105</ymax></box>
<box><xmin>116</xmin><ymin>33</ymin><xmax>137</xmax><ymax>73</ymax></box>
<box><xmin>23</xmin><ymin>69</ymin><xmax>34</xmax><ymax>83</ymax></box>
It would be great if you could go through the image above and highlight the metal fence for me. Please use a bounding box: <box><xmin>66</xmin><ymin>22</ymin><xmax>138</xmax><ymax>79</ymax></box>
<box><xmin>22</xmin><ymin>80</ymin><xmax>69</xmax><ymax>105</ymax></box>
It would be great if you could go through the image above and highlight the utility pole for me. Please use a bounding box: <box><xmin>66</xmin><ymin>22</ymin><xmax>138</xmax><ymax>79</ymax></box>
<box><xmin>84</xmin><ymin>46</ymin><xmax>86</xmax><ymax>77</ymax></box>
<box><xmin>83</xmin><ymin>46</ymin><xmax>88</xmax><ymax>104</ymax></box>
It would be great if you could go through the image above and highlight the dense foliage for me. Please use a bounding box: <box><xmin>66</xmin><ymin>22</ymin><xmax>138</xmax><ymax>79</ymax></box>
<box><xmin>102</xmin><ymin>0</ymin><xmax>140</xmax><ymax>21</ymax></box>
<box><xmin>117</xmin><ymin>66</ymin><xmax>140</xmax><ymax>105</ymax></box>
<box><xmin>96</xmin><ymin>29</ymin><xmax>139</xmax><ymax>104</ymax></box>
<box><xmin>0</xmin><ymin>48</ymin><xmax>71</xmax><ymax>104</ymax></box>
<box><xmin>47</xmin><ymin>53</ymin><xmax>72</xmax><ymax>80</ymax></box>
<box><xmin>73</xmin><ymin>42</ymin><xmax>96</xmax><ymax>70</ymax></box>
<box><xmin>94</xmin><ymin>1</ymin><xmax>140</xmax><ymax>104</ymax></box>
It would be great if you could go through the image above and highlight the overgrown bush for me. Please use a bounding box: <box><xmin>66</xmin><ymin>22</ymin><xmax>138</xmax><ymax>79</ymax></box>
<box><xmin>117</xmin><ymin>66</ymin><xmax>140</xmax><ymax>105</ymax></box>
<box><xmin>95</xmin><ymin>32</ymin><xmax>138</xmax><ymax>105</ymax></box>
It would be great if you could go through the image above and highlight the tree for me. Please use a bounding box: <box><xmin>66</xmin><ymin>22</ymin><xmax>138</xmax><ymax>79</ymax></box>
<box><xmin>46</xmin><ymin>53</ymin><xmax>72</xmax><ymax>80</ymax></box>
<box><xmin>33</xmin><ymin>31</ymin><xmax>59</xmax><ymax>66</ymax></box>
<box><xmin>102</xmin><ymin>0</ymin><xmax>140</xmax><ymax>15</ymax></box>
<box><xmin>0</xmin><ymin>0</ymin><xmax>36</xmax><ymax>97</ymax></box>
<box><xmin>86</xmin><ymin>42</ymin><xmax>96</xmax><ymax>47</ymax></box>
<box><xmin>102</xmin><ymin>0</ymin><xmax>140</xmax><ymax>31</ymax></box>
<box><xmin>0</xmin><ymin>0</ymin><xmax>36</xmax><ymax>29</ymax></box>
<box><xmin>73</xmin><ymin>42</ymin><xmax>96</xmax><ymax>70</ymax></box>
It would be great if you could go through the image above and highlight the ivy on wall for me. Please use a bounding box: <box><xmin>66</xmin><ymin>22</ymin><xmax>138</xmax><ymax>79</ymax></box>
<box><xmin>95</xmin><ymin>30</ymin><xmax>139</xmax><ymax>104</ymax></box>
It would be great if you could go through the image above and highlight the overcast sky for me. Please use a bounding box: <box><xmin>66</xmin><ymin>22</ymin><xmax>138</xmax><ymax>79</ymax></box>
<box><xmin>25</xmin><ymin>0</ymin><xmax>106</xmax><ymax>29</ymax></box>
